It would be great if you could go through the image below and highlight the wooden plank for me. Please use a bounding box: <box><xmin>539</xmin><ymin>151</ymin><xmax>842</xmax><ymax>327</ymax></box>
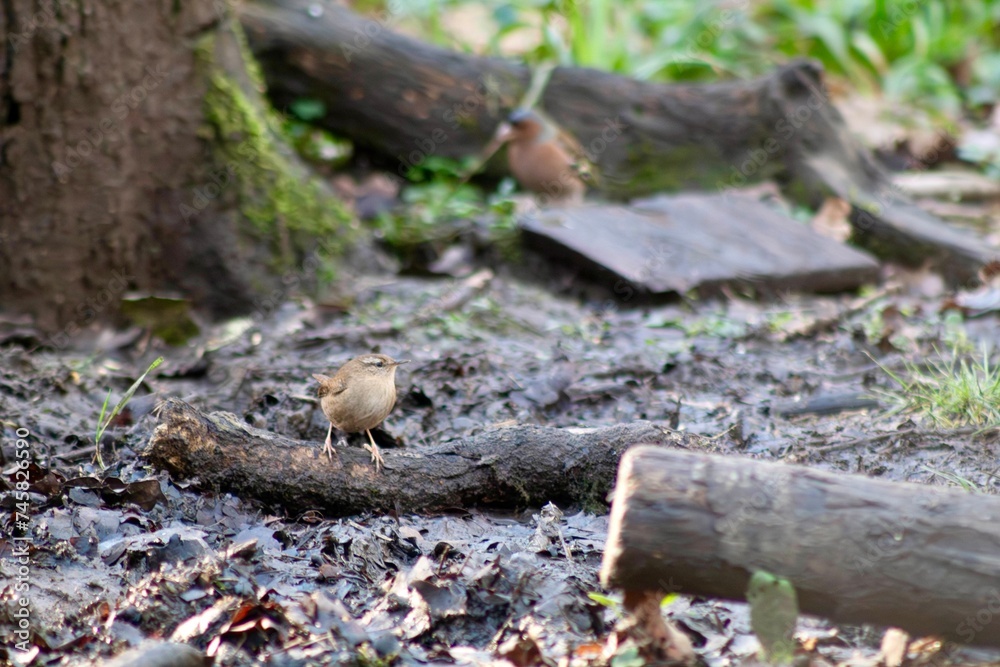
<box><xmin>519</xmin><ymin>192</ymin><xmax>880</xmax><ymax>295</ymax></box>
<box><xmin>600</xmin><ymin>446</ymin><xmax>1000</xmax><ymax>646</ymax></box>
<box><xmin>804</xmin><ymin>152</ymin><xmax>995</xmax><ymax>285</ymax></box>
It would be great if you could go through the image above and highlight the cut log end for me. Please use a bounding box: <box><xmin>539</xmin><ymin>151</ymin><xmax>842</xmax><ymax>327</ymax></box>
<box><xmin>600</xmin><ymin>446</ymin><xmax>1000</xmax><ymax>647</ymax></box>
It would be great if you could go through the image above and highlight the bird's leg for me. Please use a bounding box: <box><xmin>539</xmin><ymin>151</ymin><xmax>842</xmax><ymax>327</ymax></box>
<box><xmin>321</xmin><ymin>424</ymin><xmax>345</xmax><ymax>466</ymax></box>
<box><xmin>364</xmin><ymin>429</ymin><xmax>385</xmax><ymax>472</ymax></box>
<box><xmin>321</xmin><ymin>424</ymin><xmax>335</xmax><ymax>460</ymax></box>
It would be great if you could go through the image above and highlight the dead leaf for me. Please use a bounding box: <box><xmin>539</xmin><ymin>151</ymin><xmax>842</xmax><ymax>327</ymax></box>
<box><xmin>620</xmin><ymin>590</ymin><xmax>695</xmax><ymax>664</ymax></box>
<box><xmin>497</xmin><ymin>634</ymin><xmax>545</xmax><ymax>667</ymax></box>
<box><xmin>810</xmin><ymin>197</ymin><xmax>853</xmax><ymax>242</ymax></box>
<box><xmin>878</xmin><ymin>628</ymin><xmax>910</xmax><ymax>667</ymax></box>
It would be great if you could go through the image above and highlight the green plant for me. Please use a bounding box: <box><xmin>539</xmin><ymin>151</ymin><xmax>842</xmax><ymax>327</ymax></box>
<box><xmin>391</xmin><ymin>0</ymin><xmax>1000</xmax><ymax>114</ymax></box>
<box><xmin>586</xmin><ymin>591</ymin><xmax>677</xmax><ymax>614</ymax></box>
<box><xmin>586</xmin><ymin>591</ymin><xmax>620</xmax><ymax>609</ymax></box>
<box><xmin>376</xmin><ymin>157</ymin><xmax>520</xmax><ymax>251</ymax></box>
<box><xmin>872</xmin><ymin>344</ymin><xmax>1000</xmax><ymax>429</ymax></box>
<box><xmin>747</xmin><ymin>570</ymin><xmax>798</xmax><ymax>665</ymax></box>
<box><xmin>922</xmin><ymin>464</ymin><xmax>983</xmax><ymax>493</ymax></box>
<box><xmin>94</xmin><ymin>357</ymin><xmax>163</xmax><ymax>470</ymax></box>
<box><xmin>282</xmin><ymin>98</ymin><xmax>352</xmax><ymax>168</ymax></box>
<box><xmin>650</xmin><ymin>312</ymin><xmax>748</xmax><ymax>339</ymax></box>
<box><xmin>765</xmin><ymin>310</ymin><xmax>796</xmax><ymax>334</ymax></box>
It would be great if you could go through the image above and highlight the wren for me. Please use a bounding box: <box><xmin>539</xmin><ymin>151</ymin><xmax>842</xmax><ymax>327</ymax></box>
<box><xmin>313</xmin><ymin>353</ymin><xmax>409</xmax><ymax>472</ymax></box>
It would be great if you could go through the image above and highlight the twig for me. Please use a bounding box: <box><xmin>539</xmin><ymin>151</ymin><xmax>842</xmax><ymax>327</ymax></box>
<box><xmin>450</xmin><ymin>61</ymin><xmax>557</xmax><ymax>190</ymax></box>
<box><xmin>557</xmin><ymin>525</ymin><xmax>574</xmax><ymax>563</ymax></box>
<box><xmin>806</xmin><ymin>431</ymin><xmax>899</xmax><ymax>453</ymax></box>
<box><xmin>793</xmin><ymin>285</ymin><xmax>902</xmax><ymax>339</ymax></box>
<box><xmin>518</xmin><ymin>61</ymin><xmax>556</xmax><ymax>111</ymax></box>
<box><xmin>299</xmin><ymin>269</ymin><xmax>494</xmax><ymax>344</ymax></box>
<box><xmin>804</xmin><ymin>426</ymin><xmax>987</xmax><ymax>454</ymax></box>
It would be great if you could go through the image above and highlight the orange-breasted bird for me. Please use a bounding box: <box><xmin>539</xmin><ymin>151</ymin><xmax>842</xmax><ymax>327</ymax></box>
<box><xmin>493</xmin><ymin>108</ymin><xmax>597</xmax><ymax>203</ymax></box>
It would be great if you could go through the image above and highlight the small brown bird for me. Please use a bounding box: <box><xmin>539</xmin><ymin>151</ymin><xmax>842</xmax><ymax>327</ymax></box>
<box><xmin>313</xmin><ymin>354</ymin><xmax>409</xmax><ymax>472</ymax></box>
<box><xmin>494</xmin><ymin>108</ymin><xmax>596</xmax><ymax>203</ymax></box>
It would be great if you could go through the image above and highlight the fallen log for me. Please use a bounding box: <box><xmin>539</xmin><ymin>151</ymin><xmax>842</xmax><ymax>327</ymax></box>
<box><xmin>144</xmin><ymin>398</ymin><xmax>705</xmax><ymax>516</ymax></box>
<box><xmin>240</xmin><ymin>0</ymin><xmax>994</xmax><ymax>283</ymax></box>
<box><xmin>600</xmin><ymin>446</ymin><xmax>1000</xmax><ymax>646</ymax></box>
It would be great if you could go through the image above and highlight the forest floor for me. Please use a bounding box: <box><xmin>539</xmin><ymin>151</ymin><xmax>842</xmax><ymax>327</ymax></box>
<box><xmin>3</xmin><ymin>247</ymin><xmax>1000</xmax><ymax>666</ymax></box>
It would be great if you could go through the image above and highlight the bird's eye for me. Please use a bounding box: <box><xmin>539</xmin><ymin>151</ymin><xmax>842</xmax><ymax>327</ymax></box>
<box><xmin>374</xmin><ymin>359</ymin><xmax>384</xmax><ymax>367</ymax></box>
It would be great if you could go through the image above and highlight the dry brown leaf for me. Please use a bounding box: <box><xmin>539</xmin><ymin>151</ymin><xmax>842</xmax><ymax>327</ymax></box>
<box><xmin>810</xmin><ymin>197</ymin><xmax>853</xmax><ymax>242</ymax></box>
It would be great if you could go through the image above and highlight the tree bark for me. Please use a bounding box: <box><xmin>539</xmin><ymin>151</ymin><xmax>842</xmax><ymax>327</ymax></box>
<box><xmin>0</xmin><ymin>0</ymin><xmax>351</xmax><ymax>333</ymax></box>
<box><xmin>600</xmin><ymin>446</ymin><xmax>1000</xmax><ymax>646</ymax></box>
<box><xmin>240</xmin><ymin>0</ymin><xmax>992</xmax><ymax>284</ymax></box>
<box><xmin>144</xmin><ymin>398</ymin><xmax>706</xmax><ymax>516</ymax></box>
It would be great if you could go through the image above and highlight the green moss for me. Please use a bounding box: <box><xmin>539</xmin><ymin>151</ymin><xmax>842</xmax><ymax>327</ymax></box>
<box><xmin>196</xmin><ymin>31</ymin><xmax>354</xmax><ymax>276</ymax></box>
<box><xmin>613</xmin><ymin>143</ymin><xmax>746</xmax><ymax>198</ymax></box>
<box><xmin>576</xmin><ymin>480</ymin><xmax>610</xmax><ymax>514</ymax></box>
<box><xmin>229</xmin><ymin>20</ymin><xmax>268</xmax><ymax>94</ymax></box>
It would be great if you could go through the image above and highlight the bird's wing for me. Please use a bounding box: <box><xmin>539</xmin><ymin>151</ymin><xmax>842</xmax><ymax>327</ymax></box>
<box><xmin>555</xmin><ymin>128</ymin><xmax>600</xmax><ymax>186</ymax></box>
<box><xmin>312</xmin><ymin>373</ymin><xmax>348</xmax><ymax>397</ymax></box>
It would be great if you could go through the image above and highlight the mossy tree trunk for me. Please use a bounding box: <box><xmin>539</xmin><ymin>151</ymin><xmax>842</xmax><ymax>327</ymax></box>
<box><xmin>0</xmin><ymin>0</ymin><xmax>351</xmax><ymax>335</ymax></box>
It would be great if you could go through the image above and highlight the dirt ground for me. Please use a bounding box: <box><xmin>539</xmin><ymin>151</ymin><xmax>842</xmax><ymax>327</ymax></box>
<box><xmin>3</xmin><ymin>254</ymin><xmax>1000</xmax><ymax>666</ymax></box>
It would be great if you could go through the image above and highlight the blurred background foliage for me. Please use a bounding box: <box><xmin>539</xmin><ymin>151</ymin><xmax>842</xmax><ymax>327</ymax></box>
<box><xmin>335</xmin><ymin>0</ymin><xmax>1000</xmax><ymax>251</ymax></box>
<box><xmin>365</xmin><ymin>0</ymin><xmax>1000</xmax><ymax>118</ymax></box>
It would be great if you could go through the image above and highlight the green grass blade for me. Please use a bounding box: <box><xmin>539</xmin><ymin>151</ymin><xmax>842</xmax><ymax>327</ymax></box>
<box><xmin>94</xmin><ymin>388</ymin><xmax>113</xmax><ymax>469</ymax></box>
<box><xmin>94</xmin><ymin>356</ymin><xmax>164</xmax><ymax>470</ymax></box>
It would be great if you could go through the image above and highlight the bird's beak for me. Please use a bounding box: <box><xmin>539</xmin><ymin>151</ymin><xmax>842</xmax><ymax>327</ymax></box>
<box><xmin>494</xmin><ymin>122</ymin><xmax>515</xmax><ymax>143</ymax></box>
<box><xmin>394</xmin><ymin>359</ymin><xmax>411</xmax><ymax>366</ymax></box>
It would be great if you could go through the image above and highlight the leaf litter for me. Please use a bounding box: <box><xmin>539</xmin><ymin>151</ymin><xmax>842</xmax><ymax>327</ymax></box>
<box><xmin>2</xmin><ymin>268</ymin><xmax>1000</xmax><ymax>665</ymax></box>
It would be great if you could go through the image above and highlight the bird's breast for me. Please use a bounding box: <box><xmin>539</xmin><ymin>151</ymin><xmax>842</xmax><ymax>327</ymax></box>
<box><xmin>508</xmin><ymin>142</ymin><xmax>585</xmax><ymax>199</ymax></box>
<box><xmin>323</xmin><ymin>378</ymin><xmax>397</xmax><ymax>433</ymax></box>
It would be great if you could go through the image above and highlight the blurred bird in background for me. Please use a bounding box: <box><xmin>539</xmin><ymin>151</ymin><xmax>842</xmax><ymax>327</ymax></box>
<box><xmin>492</xmin><ymin>108</ymin><xmax>598</xmax><ymax>203</ymax></box>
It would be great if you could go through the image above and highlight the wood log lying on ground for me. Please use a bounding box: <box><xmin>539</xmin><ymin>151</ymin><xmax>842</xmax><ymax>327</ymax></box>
<box><xmin>600</xmin><ymin>446</ymin><xmax>1000</xmax><ymax>646</ymax></box>
<box><xmin>240</xmin><ymin>0</ymin><xmax>993</xmax><ymax>284</ymax></box>
<box><xmin>144</xmin><ymin>399</ymin><xmax>707</xmax><ymax>516</ymax></box>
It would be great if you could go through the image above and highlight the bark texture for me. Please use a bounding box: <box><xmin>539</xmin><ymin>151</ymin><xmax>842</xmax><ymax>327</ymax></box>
<box><xmin>600</xmin><ymin>446</ymin><xmax>1000</xmax><ymax>646</ymax></box>
<box><xmin>145</xmin><ymin>398</ymin><xmax>711</xmax><ymax>516</ymax></box>
<box><xmin>0</xmin><ymin>0</ymin><xmax>350</xmax><ymax>332</ymax></box>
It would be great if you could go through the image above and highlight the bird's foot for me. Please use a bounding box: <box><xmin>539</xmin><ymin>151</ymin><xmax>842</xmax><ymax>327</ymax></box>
<box><xmin>364</xmin><ymin>441</ymin><xmax>385</xmax><ymax>473</ymax></box>
<box><xmin>322</xmin><ymin>432</ymin><xmax>345</xmax><ymax>467</ymax></box>
<box><xmin>362</xmin><ymin>429</ymin><xmax>386</xmax><ymax>472</ymax></box>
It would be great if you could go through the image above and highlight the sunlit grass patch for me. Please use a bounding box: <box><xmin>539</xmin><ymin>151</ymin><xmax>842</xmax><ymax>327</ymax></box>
<box><xmin>872</xmin><ymin>344</ymin><xmax>1000</xmax><ymax>429</ymax></box>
